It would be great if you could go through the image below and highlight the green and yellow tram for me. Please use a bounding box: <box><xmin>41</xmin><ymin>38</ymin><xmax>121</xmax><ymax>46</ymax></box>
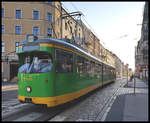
<box><xmin>17</xmin><ymin>35</ymin><xmax>116</xmax><ymax>107</ymax></box>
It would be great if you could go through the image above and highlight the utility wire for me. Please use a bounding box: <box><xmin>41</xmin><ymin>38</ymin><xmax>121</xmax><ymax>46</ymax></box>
<box><xmin>70</xmin><ymin>2</ymin><xmax>79</xmax><ymax>11</ymax></box>
<box><xmin>69</xmin><ymin>2</ymin><xmax>106</xmax><ymax>46</ymax></box>
<box><xmin>70</xmin><ymin>2</ymin><xmax>100</xmax><ymax>38</ymax></box>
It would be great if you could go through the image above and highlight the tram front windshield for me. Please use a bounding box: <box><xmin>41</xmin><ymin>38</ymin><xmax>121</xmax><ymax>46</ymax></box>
<box><xmin>18</xmin><ymin>52</ymin><xmax>52</xmax><ymax>73</ymax></box>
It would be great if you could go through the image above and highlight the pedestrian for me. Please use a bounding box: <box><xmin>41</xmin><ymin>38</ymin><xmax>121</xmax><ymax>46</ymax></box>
<box><xmin>130</xmin><ymin>74</ymin><xmax>133</xmax><ymax>82</ymax></box>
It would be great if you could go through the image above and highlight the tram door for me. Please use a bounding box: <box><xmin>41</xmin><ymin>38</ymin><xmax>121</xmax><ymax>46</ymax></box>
<box><xmin>10</xmin><ymin>62</ymin><xmax>19</xmax><ymax>80</ymax></box>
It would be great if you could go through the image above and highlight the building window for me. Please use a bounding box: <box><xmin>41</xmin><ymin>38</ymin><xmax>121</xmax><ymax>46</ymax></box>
<box><xmin>33</xmin><ymin>26</ymin><xmax>39</xmax><ymax>36</ymax></box>
<box><xmin>47</xmin><ymin>28</ymin><xmax>52</xmax><ymax>37</ymax></box>
<box><xmin>2</xmin><ymin>25</ymin><xmax>5</xmax><ymax>34</ymax></box>
<box><xmin>65</xmin><ymin>36</ymin><xmax>67</xmax><ymax>39</ymax></box>
<box><xmin>2</xmin><ymin>8</ymin><xmax>4</xmax><ymax>18</ymax></box>
<box><xmin>15</xmin><ymin>26</ymin><xmax>22</xmax><ymax>35</ymax></box>
<box><xmin>15</xmin><ymin>42</ymin><xmax>19</xmax><ymax>52</ymax></box>
<box><xmin>65</xmin><ymin>22</ymin><xmax>67</xmax><ymax>30</ymax></box>
<box><xmin>47</xmin><ymin>12</ymin><xmax>52</xmax><ymax>22</ymax></box>
<box><xmin>70</xmin><ymin>26</ymin><xmax>72</xmax><ymax>33</ymax></box>
<box><xmin>16</xmin><ymin>9</ymin><xmax>22</xmax><ymax>19</ymax></box>
<box><xmin>33</xmin><ymin>10</ymin><xmax>39</xmax><ymax>20</ymax></box>
<box><xmin>79</xmin><ymin>33</ymin><xmax>80</xmax><ymax>39</ymax></box>
<box><xmin>2</xmin><ymin>41</ymin><xmax>5</xmax><ymax>52</ymax></box>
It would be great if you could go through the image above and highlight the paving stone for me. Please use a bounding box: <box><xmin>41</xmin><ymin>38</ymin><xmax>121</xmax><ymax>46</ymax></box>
<box><xmin>51</xmin><ymin>79</ymin><xmax>127</xmax><ymax>121</ymax></box>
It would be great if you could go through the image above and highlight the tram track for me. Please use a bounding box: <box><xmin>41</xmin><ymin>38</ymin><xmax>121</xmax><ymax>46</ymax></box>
<box><xmin>2</xmin><ymin>104</ymin><xmax>55</xmax><ymax>121</ymax></box>
<box><xmin>49</xmin><ymin>78</ymin><xmax>127</xmax><ymax>121</ymax></box>
<box><xmin>95</xmin><ymin>86</ymin><xmax>119</xmax><ymax>121</ymax></box>
<box><xmin>2</xmin><ymin>78</ymin><xmax>126</xmax><ymax>121</ymax></box>
<box><xmin>95</xmin><ymin>78</ymin><xmax>126</xmax><ymax>121</ymax></box>
<box><xmin>2</xmin><ymin>99</ymin><xmax>76</xmax><ymax>121</ymax></box>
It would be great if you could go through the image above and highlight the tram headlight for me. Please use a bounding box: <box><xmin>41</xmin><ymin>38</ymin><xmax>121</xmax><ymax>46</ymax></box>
<box><xmin>26</xmin><ymin>86</ymin><xmax>32</xmax><ymax>93</ymax></box>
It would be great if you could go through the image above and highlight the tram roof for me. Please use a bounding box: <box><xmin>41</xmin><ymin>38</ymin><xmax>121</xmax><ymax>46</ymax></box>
<box><xmin>19</xmin><ymin>38</ymin><xmax>115</xmax><ymax>68</ymax></box>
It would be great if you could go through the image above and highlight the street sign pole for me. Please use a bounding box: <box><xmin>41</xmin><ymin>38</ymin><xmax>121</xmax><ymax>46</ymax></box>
<box><xmin>134</xmin><ymin>77</ymin><xmax>136</xmax><ymax>94</ymax></box>
<box><xmin>127</xmin><ymin>68</ymin><xmax>128</xmax><ymax>86</ymax></box>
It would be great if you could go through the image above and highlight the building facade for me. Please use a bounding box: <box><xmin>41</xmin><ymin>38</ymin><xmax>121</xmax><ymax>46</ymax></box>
<box><xmin>2</xmin><ymin>2</ymin><xmax>61</xmax><ymax>81</ymax></box>
<box><xmin>2</xmin><ymin>1</ymin><xmax>126</xmax><ymax>81</ymax></box>
<box><xmin>112</xmin><ymin>53</ymin><xmax>122</xmax><ymax>78</ymax></box>
<box><xmin>105</xmin><ymin>49</ymin><xmax>115</xmax><ymax>67</ymax></box>
<box><xmin>1</xmin><ymin>2</ymin><xmax>84</xmax><ymax>81</ymax></box>
<box><xmin>135</xmin><ymin>2</ymin><xmax>148</xmax><ymax>80</ymax></box>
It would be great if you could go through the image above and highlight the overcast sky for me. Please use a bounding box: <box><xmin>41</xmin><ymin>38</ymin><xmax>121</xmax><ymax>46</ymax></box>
<box><xmin>62</xmin><ymin>2</ymin><xmax>145</xmax><ymax>71</ymax></box>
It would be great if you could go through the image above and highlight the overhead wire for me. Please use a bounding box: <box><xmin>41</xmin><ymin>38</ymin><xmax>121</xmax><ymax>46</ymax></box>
<box><xmin>69</xmin><ymin>2</ymin><xmax>106</xmax><ymax>46</ymax></box>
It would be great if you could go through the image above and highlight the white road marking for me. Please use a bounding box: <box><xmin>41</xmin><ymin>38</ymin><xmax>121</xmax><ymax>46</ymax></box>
<box><xmin>2</xmin><ymin>85</ymin><xmax>18</xmax><ymax>91</ymax></box>
<box><xmin>8</xmin><ymin>103</ymin><xmax>28</xmax><ymax>110</ymax></box>
<box><xmin>2</xmin><ymin>99</ymin><xmax>20</xmax><ymax>107</ymax></box>
<box><xmin>14</xmin><ymin>112</ymin><xmax>43</xmax><ymax>121</ymax></box>
<box><xmin>101</xmin><ymin>107</ymin><xmax>111</xmax><ymax>121</ymax></box>
<box><xmin>76</xmin><ymin>119</ymin><xmax>93</xmax><ymax>121</ymax></box>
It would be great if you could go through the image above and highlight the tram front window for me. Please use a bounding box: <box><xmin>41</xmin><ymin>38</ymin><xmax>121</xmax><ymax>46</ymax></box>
<box><xmin>18</xmin><ymin>52</ymin><xmax>52</xmax><ymax>73</ymax></box>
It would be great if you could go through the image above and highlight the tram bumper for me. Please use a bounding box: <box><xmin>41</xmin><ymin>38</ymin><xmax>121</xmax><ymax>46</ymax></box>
<box><xmin>18</xmin><ymin>95</ymin><xmax>58</xmax><ymax>107</ymax></box>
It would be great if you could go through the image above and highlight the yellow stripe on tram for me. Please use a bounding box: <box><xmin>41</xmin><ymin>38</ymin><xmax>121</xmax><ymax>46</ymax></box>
<box><xmin>18</xmin><ymin>82</ymin><xmax>103</xmax><ymax>107</ymax></box>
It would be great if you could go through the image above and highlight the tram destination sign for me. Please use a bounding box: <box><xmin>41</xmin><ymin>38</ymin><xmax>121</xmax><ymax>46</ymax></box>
<box><xmin>23</xmin><ymin>45</ymin><xmax>40</xmax><ymax>52</ymax></box>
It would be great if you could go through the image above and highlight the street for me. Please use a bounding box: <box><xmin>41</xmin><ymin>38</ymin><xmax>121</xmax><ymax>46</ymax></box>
<box><xmin>2</xmin><ymin>1</ymin><xmax>148</xmax><ymax>122</ymax></box>
<box><xmin>2</xmin><ymin>90</ymin><xmax>18</xmax><ymax>102</ymax></box>
<box><xmin>2</xmin><ymin>78</ymin><xmax>124</xmax><ymax>121</ymax></box>
<box><xmin>2</xmin><ymin>78</ymin><xmax>148</xmax><ymax>121</ymax></box>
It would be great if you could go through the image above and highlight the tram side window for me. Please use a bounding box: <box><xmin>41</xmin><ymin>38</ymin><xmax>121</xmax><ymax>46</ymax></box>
<box><xmin>55</xmin><ymin>49</ymin><xmax>73</xmax><ymax>73</ymax></box>
<box><xmin>108</xmin><ymin>67</ymin><xmax>110</xmax><ymax>75</ymax></box>
<box><xmin>103</xmin><ymin>65</ymin><xmax>106</xmax><ymax>75</ymax></box>
<box><xmin>77</xmin><ymin>55</ymin><xmax>84</xmax><ymax>73</ymax></box>
<box><xmin>83</xmin><ymin>57</ymin><xmax>87</xmax><ymax>73</ymax></box>
<box><xmin>77</xmin><ymin>55</ymin><xmax>88</xmax><ymax>73</ymax></box>
<box><xmin>113</xmin><ymin>69</ymin><xmax>115</xmax><ymax>75</ymax></box>
<box><xmin>85</xmin><ymin>59</ymin><xmax>90</xmax><ymax>73</ymax></box>
<box><xmin>106</xmin><ymin>66</ymin><xmax>108</xmax><ymax>75</ymax></box>
<box><xmin>110</xmin><ymin>68</ymin><xmax>112</xmax><ymax>75</ymax></box>
<box><xmin>93</xmin><ymin>62</ymin><xmax>96</xmax><ymax>73</ymax></box>
<box><xmin>86</xmin><ymin>60</ymin><xmax>91</xmax><ymax>74</ymax></box>
<box><xmin>91</xmin><ymin>61</ymin><xmax>95</xmax><ymax>73</ymax></box>
<box><xmin>95</xmin><ymin>63</ymin><xmax>99</xmax><ymax>73</ymax></box>
<box><xmin>110</xmin><ymin>68</ymin><xmax>112</xmax><ymax>74</ymax></box>
<box><xmin>97</xmin><ymin>64</ymin><xmax>101</xmax><ymax>73</ymax></box>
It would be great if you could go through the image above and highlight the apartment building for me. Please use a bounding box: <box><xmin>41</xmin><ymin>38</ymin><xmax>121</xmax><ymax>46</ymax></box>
<box><xmin>2</xmin><ymin>2</ymin><xmax>61</xmax><ymax>81</ymax></box>
<box><xmin>61</xmin><ymin>8</ymin><xmax>83</xmax><ymax>43</ymax></box>
<box><xmin>1</xmin><ymin>1</ymin><xmax>85</xmax><ymax>81</ymax></box>
<box><xmin>105</xmin><ymin>49</ymin><xmax>115</xmax><ymax>67</ymax></box>
<box><xmin>2</xmin><ymin>1</ymin><xmax>124</xmax><ymax>81</ymax></box>
<box><xmin>112</xmin><ymin>53</ymin><xmax>123</xmax><ymax>78</ymax></box>
<box><xmin>135</xmin><ymin>2</ymin><xmax>148</xmax><ymax>80</ymax></box>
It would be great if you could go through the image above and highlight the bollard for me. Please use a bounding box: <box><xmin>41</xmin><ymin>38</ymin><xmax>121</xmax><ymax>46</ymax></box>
<box><xmin>134</xmin><ymin>77</ymin><xmax>136</xmax><ymax>94</ymax></box>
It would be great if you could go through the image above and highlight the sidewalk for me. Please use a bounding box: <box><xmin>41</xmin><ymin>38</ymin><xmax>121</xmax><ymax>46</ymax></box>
<box><xmin>2</xmin><ymin>81</ymin><xmax>18</xmax><ymax>87</ymax></box>
<box><xmin>105</xmin><ymin>78</ymin><xmax>148</xmax><ymax>121</ymax></box>
<box><xmin>2</xmin><ymin>82</ymin><xmax>18</xmax><ymax>92</ymax></box>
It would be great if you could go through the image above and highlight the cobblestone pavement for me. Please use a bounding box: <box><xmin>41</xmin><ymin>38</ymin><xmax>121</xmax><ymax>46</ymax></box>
<box><xmin>104</xmin><ymin>78</ymin><xmax>148</xmax><ymax>121</ymax></box>
<box><xmin>50</xmin><ymin>78</ymin><xmax>127</xmax><ymax>121</ymax></box>
<box><xmin>2</xmin><ymin>98</ymin><xmax>30</xmax><ymax>118</ymax></box>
